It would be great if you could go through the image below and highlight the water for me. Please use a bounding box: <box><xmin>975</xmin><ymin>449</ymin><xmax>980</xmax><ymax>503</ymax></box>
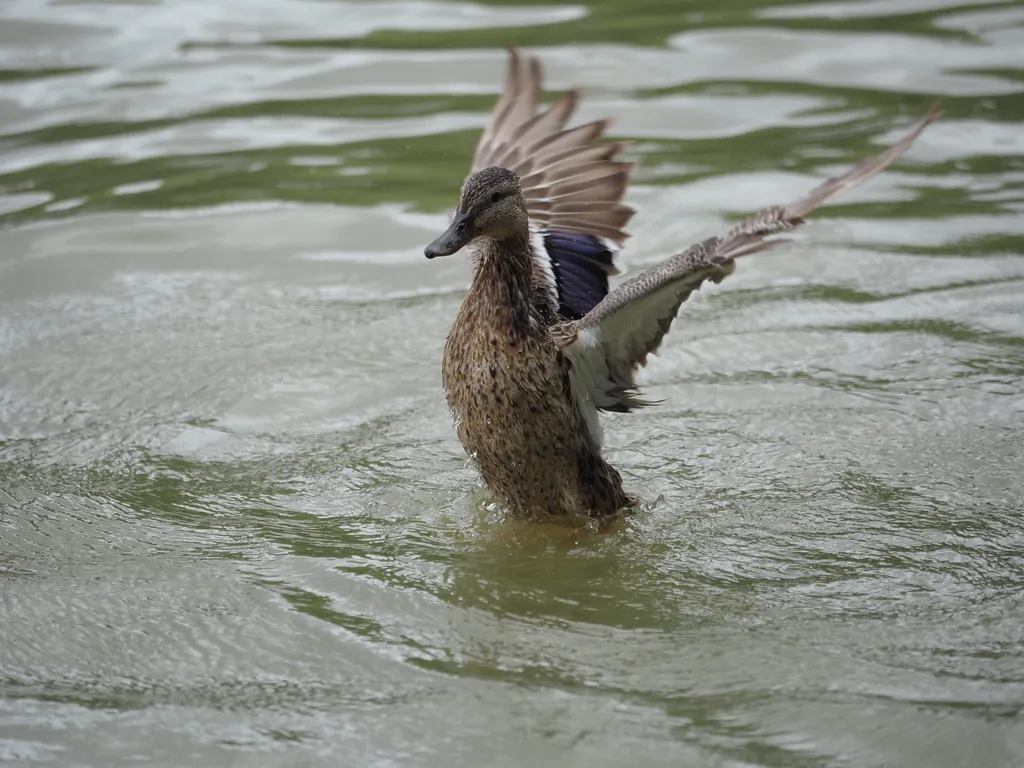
<box><xmin>2</xmin><ymin>0</ymin><xmax>1023</xmax><ymax>765</ymax></box>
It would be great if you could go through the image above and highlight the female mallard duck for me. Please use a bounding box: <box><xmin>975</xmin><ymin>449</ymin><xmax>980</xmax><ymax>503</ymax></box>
<box><xmin>425</xmin><ymin>47</ymin><xmax>937</xmax><ymax>525</ymax></box>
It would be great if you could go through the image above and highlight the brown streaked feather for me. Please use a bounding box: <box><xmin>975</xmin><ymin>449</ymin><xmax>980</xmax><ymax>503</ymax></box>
<box><xmin>510</xmin><ymin>91</ymin><xmax>579</xmax><ymax>147</ymax></box>
<box><xmin>784</xmin><ymin>109</ymin><xmax>940</xmax><ymax>220</ymax></box>
<box><xmin>542</xmin><ymin>210</ymin><xmax>635</xmax><ymax>238</ymax></box>
<box><xmin>469</xmin><ymin>47</ymin><xmax>635</xmax><ymax>247</ymax></box>
<box><xmin>523</xmin><ymin>120</ymin><xmax>611</xmax><ymax>158</ymax></box>
<box><xmin>542</xmin><ymin>217</ymin><xmax>631</xmax><ymax>243</ymax></box>
<box><xmin>556</xmin><ymin>106</ymin><xmax>940</xmax><ymax>414</ymax></box>
<box><xmin>549</xmin><ymin>202</ymin><xmax>635</xmax><ymax>229</ymax></box>
<box><xmin>543</xmin><ymin>160</ymin><xmax>635</xmax><ymax>187</ymax></box>
<box><xmin>534</xmin><ymin>141</ymin><xmax>632</xmax><ymax>174</ymax></box>
<box><xmin>546</xmin><ymin>168</ymin><xmax>633</xmax><ymax>200</ymax></box>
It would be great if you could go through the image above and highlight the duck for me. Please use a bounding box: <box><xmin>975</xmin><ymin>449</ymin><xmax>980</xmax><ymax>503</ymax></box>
<box><xmin>424</xmin><ymin>47</ymin><xmax>938</xmax><ymax>525</ymax></box>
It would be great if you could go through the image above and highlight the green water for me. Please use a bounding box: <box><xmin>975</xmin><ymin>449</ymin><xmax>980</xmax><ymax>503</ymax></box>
<box><xmin>1</xmin><ymin>0</ymin><xmax>1023</xmax><ymax>766</ymax></box>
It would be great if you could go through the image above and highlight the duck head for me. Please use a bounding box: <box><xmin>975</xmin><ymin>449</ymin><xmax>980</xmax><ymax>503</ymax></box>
<box><xmin>424</xmin><ymin>167</ymin><xmax>527</xmax><ymax>258</ymax></box>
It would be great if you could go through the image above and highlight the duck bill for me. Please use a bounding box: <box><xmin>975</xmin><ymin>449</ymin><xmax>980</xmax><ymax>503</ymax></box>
<box><xmin>424</xmin><ymin>212</ymin><xmax>474</xmax><ymax>259</ymax></box>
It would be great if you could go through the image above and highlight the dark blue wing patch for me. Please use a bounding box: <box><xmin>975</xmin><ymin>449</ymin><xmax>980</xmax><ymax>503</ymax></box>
<box><xmin>543</xmin><ymin>231</ymin><xmax>614</xmax><ymax>321</ymax></box>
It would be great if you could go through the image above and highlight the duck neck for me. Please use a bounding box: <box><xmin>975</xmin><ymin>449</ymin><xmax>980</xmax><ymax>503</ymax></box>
<box><xmin>474</xmin><ymin>233</ymin><xmax>538</xmax><ymax>337</ymax></box>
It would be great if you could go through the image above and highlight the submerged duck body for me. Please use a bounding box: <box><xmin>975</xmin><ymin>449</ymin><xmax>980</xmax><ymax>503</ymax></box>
<box><xmin>425</xmin><ymin>48</ymin><xmax>937</xmax><ymax>524</ymax></box>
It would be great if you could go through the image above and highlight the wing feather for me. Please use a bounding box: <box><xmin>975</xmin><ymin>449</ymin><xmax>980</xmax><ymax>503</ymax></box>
<box><xmin>469</xmin><ymin>47</ymin><xmax>635</xmax><ymax>249</ymax></box>
<box><xmin>555</xmin><ymin>107</ymin><xmax>941</xmax><ymax>416</ymax></box>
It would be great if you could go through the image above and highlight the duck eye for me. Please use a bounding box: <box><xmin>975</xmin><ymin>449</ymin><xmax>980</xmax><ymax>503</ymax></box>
<box><xmin>490</xmin><ymin>192</ymin><xmax>502</xmax><ymax>203</ymax></box>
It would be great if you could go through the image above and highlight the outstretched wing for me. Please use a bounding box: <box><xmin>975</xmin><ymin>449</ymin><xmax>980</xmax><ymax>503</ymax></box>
<box><xmin>554</xmin><ymin>107</ymin><xmax>940</xmax><ymax>424</ymax></box>
<box><xmin>470</xmin><ymin>47</ymin><xmax>636</xmax><ymax>320</ymax></box>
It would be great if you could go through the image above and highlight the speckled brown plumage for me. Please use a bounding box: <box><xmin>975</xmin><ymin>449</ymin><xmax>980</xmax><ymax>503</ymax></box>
<box><xmin>441</xmin><ymin>234</ymin><xmax>633</xmax><ymax>523</ymax></box>
<box><xmin>424</xmin><ymin>47</ymin><xmax>938</xmax><ymax>524</ymax></box>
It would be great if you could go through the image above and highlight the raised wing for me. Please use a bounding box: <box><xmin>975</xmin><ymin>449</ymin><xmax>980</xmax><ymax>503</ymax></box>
<box><xmin>555</xmin><ymin>107</ymin><xmax>940</xmax><ymax>421</ymax></box>
<box><xmin>471</xmin><ymin>47</ymin><xmax>636</xmax><ymax>321</ymax></box>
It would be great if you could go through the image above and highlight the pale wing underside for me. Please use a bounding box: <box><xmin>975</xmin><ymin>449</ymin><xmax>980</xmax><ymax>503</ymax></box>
<box><xmin>556</xmin><ymin>107</ymin><xmax>941</xmax><ymax>416</ymax></box>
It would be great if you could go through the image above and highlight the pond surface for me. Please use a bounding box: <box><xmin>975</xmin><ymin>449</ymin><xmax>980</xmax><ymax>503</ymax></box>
<box><xmin>2</xmin><ymin>0</ymin><xmax>1023</xmax><ymax>766</ymax></box>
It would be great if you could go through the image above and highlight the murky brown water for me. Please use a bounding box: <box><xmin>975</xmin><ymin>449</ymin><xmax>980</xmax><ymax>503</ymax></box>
<box><xmin>2</xmin><ymin>0</ymin><xmax>1023</xmax><ymax>766</ymax></box>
